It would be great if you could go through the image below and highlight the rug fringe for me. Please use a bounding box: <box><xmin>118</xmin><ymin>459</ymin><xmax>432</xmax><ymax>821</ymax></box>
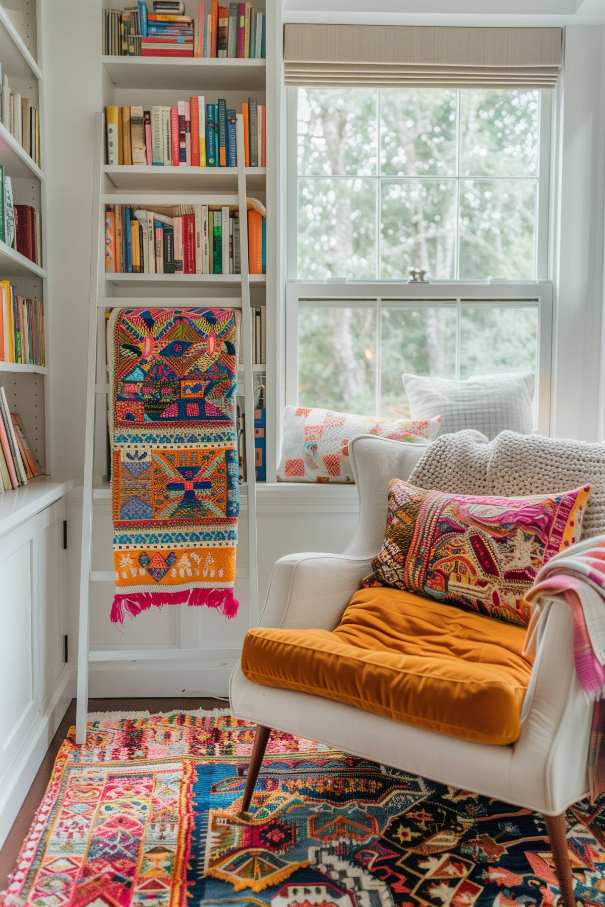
<box><xmin>153</xmin><ymin>706</ymin><xmax>232</xmax><ymax>718</ymax></box>
<box><xmin>80</xmin><ymin>707</ymin><xmax>232</xmax><ymax>724</ymax></box>
<box><xmin>87</xmin><ymin>711</ymin><xmax>151</xmax><ymax>720</ymax></box>
<box><xmin>111</xmin><ymin>588</ymin><xmax>239</xmax><ymax>624</ymax></box>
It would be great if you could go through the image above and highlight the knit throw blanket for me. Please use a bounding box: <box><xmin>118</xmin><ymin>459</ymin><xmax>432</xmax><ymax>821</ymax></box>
<box><xmin>524</xmin><ymin>538</ymin><xmax>605</xmax><ymax>800</ymax></box>
<box><xmin>410</xmin><ymin>429</ymin><xmax>605</xmax><ymax>538</ymax></box>
<box><xmin>109</xmin><ymin>307</ymin><xmax>240</xmax><ymax>623</ymax></box>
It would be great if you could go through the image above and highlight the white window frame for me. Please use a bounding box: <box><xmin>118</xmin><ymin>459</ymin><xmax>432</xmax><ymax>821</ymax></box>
<box><xmin>285</xmin><ymin>281</ymin><xmax>553</xmax><ymax>434</ymax></box>
<box><xmin>284</xmin><ymin>86</ymin><xmax>555</xmax><ymax>436</ymax></box>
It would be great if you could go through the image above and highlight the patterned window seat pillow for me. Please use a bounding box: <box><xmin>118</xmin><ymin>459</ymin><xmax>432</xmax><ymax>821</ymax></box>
<box><xmin>277</xmin><ymin>405</ymin><xmax>441</xmax><ymax>484</ymax></box>
<box><xmin>363</xmin><ymin>479</ymin><xmax>592</xmax><ymax>626</ymax></box>
<box><xmin>402</xmin><ymin>372</ymin><xmax>535</xmax><ymax>439</ymax></box>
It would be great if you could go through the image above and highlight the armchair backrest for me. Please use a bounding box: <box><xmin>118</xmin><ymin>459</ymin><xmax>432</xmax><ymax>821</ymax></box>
<box><xmin>346</xmin><ymin>435</ymin><xmax>428</xmax><ymax>557</ymax></box>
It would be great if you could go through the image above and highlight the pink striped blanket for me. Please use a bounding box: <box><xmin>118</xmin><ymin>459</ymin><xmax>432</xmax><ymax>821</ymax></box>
<box><xmin>524</xmin><ymin>537</ymin><xmax>605</xmax><ymax>800</ymax></box>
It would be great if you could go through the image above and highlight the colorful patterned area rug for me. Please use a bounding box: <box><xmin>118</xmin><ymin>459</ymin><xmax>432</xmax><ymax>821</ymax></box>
<box><xmin>109</xmin><ymin>307</ymin><xmax>240</xmax><ymax>623</ymax></box>
<box><xmin>4</xmin><ymin>711</ymin><xmax>605</xmax><ymax>907</ymax></box>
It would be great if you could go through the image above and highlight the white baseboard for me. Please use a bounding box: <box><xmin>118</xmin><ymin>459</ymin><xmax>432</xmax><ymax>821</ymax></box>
<box><xmin>0</xmin><ymin>666</ymin><xmax>74</xmax><ymax>848</ymax></box>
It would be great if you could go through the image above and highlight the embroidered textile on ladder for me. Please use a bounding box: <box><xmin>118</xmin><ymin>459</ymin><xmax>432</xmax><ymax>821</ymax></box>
<box><xmin>108</xmin><ymin>307</ymin><xmax>240</xmax><ymax>622</ymax></box>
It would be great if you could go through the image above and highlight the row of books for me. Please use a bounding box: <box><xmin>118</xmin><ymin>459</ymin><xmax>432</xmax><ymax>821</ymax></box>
<box><xmin>0</xmin><ymin>66</ymin><xmax>41</xmax><ymax>167</ymax></box>
<box><xmin>103</xmin><ymin>1</ymin><xmax>265</xmax><ymax>58</ymax></box>
<box><xmin>0</xmin><ymin>283</ymin><xmax>45</xmax><ymax>366</ymax></box>
<box><xmin>105</xmin><ymin>97</ymin><xmax>266</xmax><ymax>168</ymax></box>
<box><xmin>0</xmin><ymin>387</ymin><xmax>41</xmax><ymax>491</ymax></box>
<box><xmin>104</xmin><ymin>203</ymin><xmax>266</xmax><ymax>274</ymax></box>
<box><xmin>0</xmin><ymin>166</ymin><xmax>42</xmax><ymax>265</ymax></box>
<box><xmin>236</xmin><ymin>382</ymin><xmax>265</xmax><ymax>483</ymax></box>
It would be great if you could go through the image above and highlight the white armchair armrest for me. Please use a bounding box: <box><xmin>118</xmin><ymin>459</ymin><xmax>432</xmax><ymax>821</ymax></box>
<box><xmin>260</xmin><ymin>552</ymin><xmax>373</xmax><ymax>630</ymax></box>
<box><xmin>512</xmin><ymin>598</ymin><xmax>592</xmax><ymax>812</ymax></box>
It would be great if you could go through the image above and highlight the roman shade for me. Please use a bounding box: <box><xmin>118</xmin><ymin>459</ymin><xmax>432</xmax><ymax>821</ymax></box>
<box><xmin>284</xmin><ymin>25</ymin><xmax>563</xmax><ymax>88</ymax></box>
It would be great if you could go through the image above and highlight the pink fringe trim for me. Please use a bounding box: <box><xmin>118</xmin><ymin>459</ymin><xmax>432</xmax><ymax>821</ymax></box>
<box><xmin>111</xmin><ymin>587</ymin><xmax>239</xmax><ymax>624</ymax></box>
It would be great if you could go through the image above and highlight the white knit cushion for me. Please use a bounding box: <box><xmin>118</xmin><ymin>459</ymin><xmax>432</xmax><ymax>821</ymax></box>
<box><xmin>277</xmin><ymin>405</ymin><xmax>441</xmax><ymax>484</ymax></box>
<box><xmin>402</xmin><ymin>372</ymin><xmax>534</xmax><ymax>440</ymax></box>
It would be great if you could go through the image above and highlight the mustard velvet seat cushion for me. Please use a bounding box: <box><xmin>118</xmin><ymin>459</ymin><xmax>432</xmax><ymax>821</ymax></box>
<box><xmin>241</xmin><ymin>586</ymin><xmax>533</xmax><ymax>745</ymax></box>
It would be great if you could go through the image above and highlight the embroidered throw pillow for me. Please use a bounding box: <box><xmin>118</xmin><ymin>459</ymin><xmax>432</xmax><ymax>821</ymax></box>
<box><xmin>363</xmin><ymin>479</ymin><xmax>592</xmax><ymax>625</ymax></box>
<box><xmin>277</xmin><ymin>406</ymin><xmax>441</xmax><ymax>484</ymax></box>
<box><xmin>402</xmin><ymin>372</ymin><xmax>535</xmax><ymax>439</ymax></box>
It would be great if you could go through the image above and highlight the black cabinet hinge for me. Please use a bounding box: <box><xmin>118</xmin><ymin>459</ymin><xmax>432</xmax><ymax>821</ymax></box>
<box><xmin>62</xmin><ymin>519</ymin><xmax>68</xmax><ymax>550</ymax></box>
<box><xmin>63</xmin><ymin>634</ymin><xmax>69</xmax><ymax>664</ymax></box>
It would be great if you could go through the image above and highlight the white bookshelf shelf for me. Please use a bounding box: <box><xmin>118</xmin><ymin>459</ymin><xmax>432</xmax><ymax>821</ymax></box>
<box><xmin>0</xmin><ymin>6</ymin><xmax>41</xmax><ymax>80</ymax></box>
<box><xmin>101</xmin><ymin>55</ymin><xmax>265</xmax><ymax>91</ymax></box>
<box><xmin>0</xmin><ymin>241</ymin><xmax>45</xmax><ymax>278</ymax></box>
<box><xmin>104</xmin><ymin>165</ymin><xmax>266</xmax><ymax>192</ymax></box>
<box><xmin>0</xmin><ymin>122</ymin><xmax>44</xmax><ymax>181</ymax></box>
<box><xmin>104</xmin><ymin>272</ymin><xmax>266</xmax><ymax>287</ymax></box>
<box><xmin>0</xmin><ymin>361</ymin><xmax>46</xmax><ymax>374</ymax></box>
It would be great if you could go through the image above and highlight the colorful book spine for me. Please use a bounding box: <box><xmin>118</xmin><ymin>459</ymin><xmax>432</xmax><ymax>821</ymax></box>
<box><xmin>137</xmin><ymin>0</ymin><xmax>148</xmax><ymax>36</ymax></box>
<box><xmin>190</xmin><ymin>96</ymin><xmax>200</xmax><ymax>167</ymax></box>
<box><xmin>212</xmin><ymin>209</ymin><xmax>221</xmax><ymax>273</ymax></box>
<box><xmin>105</xmin><ymin>106</ymin><xmax>119</xmax><ymax>165</ymax></box>
<box><xmin>123</xmin><ymin>205</ymin><xmax>132</xmax><ymax>272</ymax></box>
<box><xmin>227</xmin><ymin>108</ymin><xmax>237</xmax><ymax>167</ymax></box>
<box><xmin>254</xmin><ymin>385</ymin><xmax>266</xmax><ymax>481</ymax></box>
<box><xmin>206</xmin><ymin>103</ymin><xmax>217</xmax><ymax>166</ymax></box>
<box><xmin>217</xmin><ymin>98</ymin><xmax>227</xmax><ymax>167</ymax></box>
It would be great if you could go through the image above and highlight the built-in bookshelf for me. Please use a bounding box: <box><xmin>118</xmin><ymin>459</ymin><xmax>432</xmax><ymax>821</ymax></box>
<box><xmin>0</xmin><ymin>0</ymin><xmax>49</xmax><ymax>506</ymax></box>
<box><xmin>98</xmin><ymin>0</ymin><xmax>269</xmax><ymax>491</ymax></box>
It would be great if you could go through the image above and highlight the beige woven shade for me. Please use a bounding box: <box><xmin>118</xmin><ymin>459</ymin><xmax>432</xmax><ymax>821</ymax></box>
<box><xmin>284</xmin><ymin>25</ymin><xmax>563</xmax><ymax>88</ymax></box>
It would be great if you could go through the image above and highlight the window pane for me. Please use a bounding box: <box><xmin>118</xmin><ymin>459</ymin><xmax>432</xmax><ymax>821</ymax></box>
<box><xmin>381</xmin><ymin>88</ymin><xmax>457</xmax><ymax>177</ymax></box>
<box><xmin>298</xmin><ymin>178</ymin><xmax>377</xmax><ymax>280</ymax></box>
<box><xmin>298</xmin><ymin>302</ymin><xmax>377</xmax><ymax>415</ymax></box>
<box><xmin>297</xmin><ymin>87</ymin><xmax>378</xmax><ymax>177</ymax></box>
<box><xmin>381</xmin><ymin>179</ymin><xmax>457</xmax><ymax>279</ymax></box>
<box><xmin>459</xmin><ymin>179</ymin><xmax>537</xmax><ymax>280</ymax></box>
<box><xmin>460</xmin><ymin>89</ymin><xmax>540</xmax><ymax>177</ymax></box>
<box><xmin>459</xmin><ymin>302</ymin><xmax>539</xmax><ymax>378</ymax></box>
<box><xmin>381</xmin><ymin>305</ymin><xmax>457</xmax><ymax>417</ymax></box>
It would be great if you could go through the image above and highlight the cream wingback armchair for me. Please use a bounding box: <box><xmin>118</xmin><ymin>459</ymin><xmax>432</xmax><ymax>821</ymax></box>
<box><xmin>230</xmin><ymin>435</ymin><xmax>592</xmax><ymax>907</ymax></box>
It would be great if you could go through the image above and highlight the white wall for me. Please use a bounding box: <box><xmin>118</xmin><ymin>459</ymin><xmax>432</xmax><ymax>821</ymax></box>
<box><xmin>44</xmin><ymin>4</ymin><xmax>605</xmax><ymax>695</ymax></box>
<box><xmin>552</xmin><ymin>26</ymin><xmax>605</xmax><ymax>439</ymax></box>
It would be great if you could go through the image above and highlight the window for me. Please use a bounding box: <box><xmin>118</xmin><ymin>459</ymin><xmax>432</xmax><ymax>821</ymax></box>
<box><xmin>287</xmin><ymin>85</ymin><xmax>553</xmax><ymax>429</ymax></box>
<box><xmin>287</xmin><ymin>288</ymin><xmax>551</xmax><ymax>427</ymax></box>
<box><xmin>293</xmin><ymin>87</ymin><xmax>549</xmax><ymax>281</ymax></box>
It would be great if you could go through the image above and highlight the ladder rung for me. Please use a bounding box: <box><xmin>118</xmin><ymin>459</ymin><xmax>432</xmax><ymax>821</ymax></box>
<box><xmin>97</xmin><ymin>297</ymin><xmax>244</xmax><ymax>309</ymax></box>
<box><xmin>89</xmin><ymin>647</ymin><xmax>238</xmax><ymax>663</ymax></box>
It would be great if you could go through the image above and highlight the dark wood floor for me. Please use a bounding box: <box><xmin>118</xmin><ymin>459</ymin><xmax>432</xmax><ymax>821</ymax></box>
<box><xmin>0</xmin><ymin>697</ymin><xmax>227</xmax><ymax>891</ymax></box>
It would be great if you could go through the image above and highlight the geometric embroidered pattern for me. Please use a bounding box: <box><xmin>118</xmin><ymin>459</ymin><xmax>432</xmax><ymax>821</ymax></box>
<box><xmin>363</xmin><ymin>478</ymin><xmax>592</xmax><ymax>627</ymax></box>
<box><xmin>109</xmin><ymin>307</ymin><xmax>240</xmax><ymax>622</ymax></box>
<box><xmin>4</xmin><ymin>711</ymin><xmax>605</xmax><ymax>907</ymax></box>
<box><xmin>277</xmin><ymin>405</ymin><xmax>441</xmax><ymax>484</ymax></box>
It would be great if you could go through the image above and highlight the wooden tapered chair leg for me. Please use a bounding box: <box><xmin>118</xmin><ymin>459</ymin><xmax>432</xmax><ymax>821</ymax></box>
<box><xmin>240</xmin><ymin>724</ymin><xmax>271</xmax><ymax>814</ymax></box>
<box><xmin>544</xmin><ymin>813</ymin><xmax>576</xmax><ymax>907</ymax></box>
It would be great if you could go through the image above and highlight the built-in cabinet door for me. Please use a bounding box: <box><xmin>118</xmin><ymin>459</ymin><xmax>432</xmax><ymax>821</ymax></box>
<box><xmin>35</xmin><ymin>499</ymin><xmax>67</xmax><ymax>713</ymax></box>
<box><xmin>0</xmin><ymin>500</ymin><xmax>67</xmax><ymax>787</ymax></box>
<box><xmin>0</xmin><ymin>520</ymin><xmax>36</xmax><ymax>783</ymax></box>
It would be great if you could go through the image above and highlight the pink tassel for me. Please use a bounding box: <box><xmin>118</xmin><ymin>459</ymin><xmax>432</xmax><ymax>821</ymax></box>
<box><xmin>111</xmin><ymin>587</ymin><xmax>239</xmax><ymax>624</ymax></box>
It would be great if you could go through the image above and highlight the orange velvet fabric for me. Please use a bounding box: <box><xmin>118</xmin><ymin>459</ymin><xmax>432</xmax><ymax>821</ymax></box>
<box><xmin>241</xmin><ymin>587</ymin><xmax>534</xmax><ymax>745</ymax></box>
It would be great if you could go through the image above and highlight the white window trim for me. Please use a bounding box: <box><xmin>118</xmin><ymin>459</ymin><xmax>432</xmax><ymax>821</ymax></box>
<box><xmin>285</xmin><ymin>280</ymin><xmax>554</xmax><ymax>434</ymax></box>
